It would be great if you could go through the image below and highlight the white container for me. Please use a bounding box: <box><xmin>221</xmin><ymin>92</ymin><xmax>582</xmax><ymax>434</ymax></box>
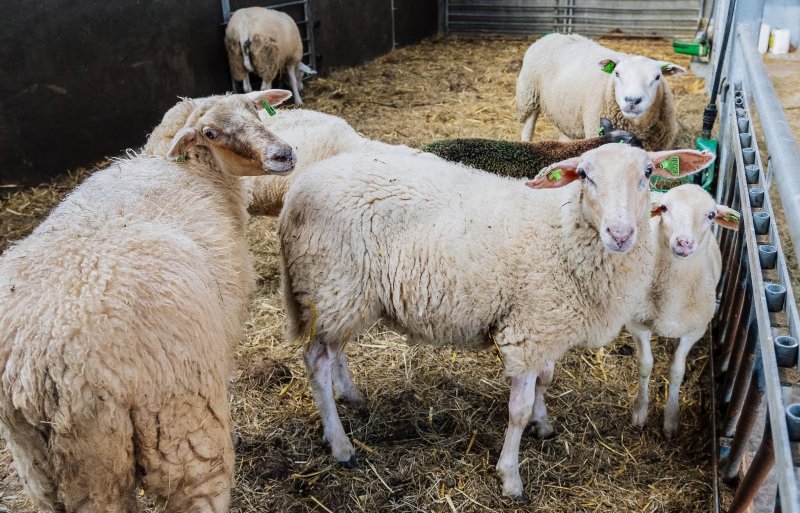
<box><xmin>758</xmin><ymin>23</ymin><xmax>771</xmax><ymax>54</ymax></box>
<box><xmin>770</xmin><ymin>28</ymin><xmax>791</xmax><ymax>55</ymax></box>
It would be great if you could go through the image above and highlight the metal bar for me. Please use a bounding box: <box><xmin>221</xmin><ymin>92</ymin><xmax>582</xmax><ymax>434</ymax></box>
<box><xmin>729</xmin><ymin>425</ymin><xmax>776</xmax><ymax>513</ymax></box>
<box><xmin>727</xmin><ymin>78</ymin><xmax>800</xmax><ymax>512</ymax></box>
<box><xmin>736</xmin><ymin>25</ymin><xmax>800</xmax><ymax>273</ymax></box>
<box><xmin>724</xmin><ymin>318</ymin><xmax>757</xmax><ymax>435</ymax></box>
<box><xmin>723</xmin><ymin>345</ymin><xmax>766</xmax><ymax>482</ymax></box>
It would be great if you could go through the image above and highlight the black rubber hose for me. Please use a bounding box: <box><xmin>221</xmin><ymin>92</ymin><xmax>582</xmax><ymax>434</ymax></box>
<box><xmin>702</xmin><ymin>0</ymin><xmax>738</xmax><ymax>139</ymax></box>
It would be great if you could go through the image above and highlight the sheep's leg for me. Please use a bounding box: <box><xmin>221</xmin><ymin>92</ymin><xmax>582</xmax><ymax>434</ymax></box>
<box><xmin>305</xmin><ymin>337</ymin><xmax>356</xmax><ymax>466</ymax></box>
<box><xmin>332</xmin><ymin>351</ymin><xmax>364</xmax><ymax>405</ymax></box>
<box><xmin>520</xmin><ymin>111</ymin><xmax>538</xmax><ymax>142</ymax></box>
<box><xmin>296</xmin><ymin>64</ymin><xmax>305</xmax><ymax>92</ymax></box>
<box><xmin>530</xmin><ymin>360</ymin><xmax>555</xmax><ymax>438</ymax></box>
<box><xmin>287</xmin><ymin>63</ymin><xmax>303</xmax><ymax>105</ymax></box>
<box><xmin>1</xmin><ymin>409</ymin><xmax>61</xmax><ymax>511</ymax></box>
<box><xmin>134</xmin><ymin>393</ymin><xmax>233</xmax><ymax>513</ymax></box>
<box><xmin>628</xmin><ymin>321</ymin><xmax>653</xmax><ymax>427</ymax></box>
<box><xmin>260</xmin><ymin>79</ymin><xmax>273</xmax><ymax>91</ymax></box>
<box><xmin>242</xmin><ymin>75</ymin><xmax>252</xmax><ymax>93</ymax></box>
<box><xmin>663</xmin><ymin>328</ymin><xmax>704</xmax><ymax>439</ymax></box>
<box><xmin>53</xmin><ymin>404</ymin><xmax>138</xmax><ymax>512</ymax></box>
<box><xmin>497</xmin><ymin>369</ymin><xmax>537</xmax><ymax>499</ymax></box>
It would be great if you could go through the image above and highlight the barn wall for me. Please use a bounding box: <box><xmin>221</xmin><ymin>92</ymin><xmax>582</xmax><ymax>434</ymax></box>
<box><xmin>0</xmin><ymin>0</ymin><xmax>439</xmax><ymax>186</ymax></box>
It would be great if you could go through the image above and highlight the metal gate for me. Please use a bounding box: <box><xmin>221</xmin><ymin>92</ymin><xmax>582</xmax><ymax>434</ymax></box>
<box><xmin>444</xmin><ymin>0</ymin><xmax>702</xmax><ymax>37</ymax></box>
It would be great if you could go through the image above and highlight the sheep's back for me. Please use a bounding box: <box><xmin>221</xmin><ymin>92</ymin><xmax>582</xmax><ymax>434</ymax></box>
<box><xmin>0</xmin><ymin>159</ymin><xmax>249</xmax><ymax>425</ymax></box>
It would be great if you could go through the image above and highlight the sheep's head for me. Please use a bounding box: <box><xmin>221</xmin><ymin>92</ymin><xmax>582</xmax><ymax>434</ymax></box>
<box><xmin>166</xmin><ymin>90</ymin><xmax>297</xmax><ymax>176</ymax></box>
<box><xmin>526</xmin><ymin>144</ymin><xmax>715</xmax><ymax>254</ymax></box>
<box><xmin>598</xmin><ymin>56</ymin><xmax>685</xmax><ymax>120</ymax></box>
<box><xmin>650</xmin><ymin>184</ymin><xmax>740</xmax><ymax>258</ymax></box>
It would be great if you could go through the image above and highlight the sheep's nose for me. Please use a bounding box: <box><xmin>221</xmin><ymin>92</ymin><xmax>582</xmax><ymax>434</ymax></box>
<box><xmin>676</xmin><ymin>237</ymin><xmax>695</xmax><ymax>250</ymax></box>
<box><xmin>267</xmin><ymin>146</ymin><xmax>293</xmax><ymax>162</ymax></box>
<box><xmin>624</xmin><ymin>96</ymin><xmax>643</xmax><ymax>106</ymax></box>
<box><xmin>607</xmin><ymin>225</ymin><xmax>634</xmax><ymax>246</ymax></box>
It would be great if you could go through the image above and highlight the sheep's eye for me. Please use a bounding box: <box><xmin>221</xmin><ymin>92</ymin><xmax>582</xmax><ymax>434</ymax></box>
<box><xmin>614</xmin><ymin>71</ymin><xmax>620</xmax><ymax>78</ymax></box>
<box><xmin>708</xmin><ymin>211</ymin><xmax>715</xmax><ymax>220</ymax></box>
<box><xmin>645</xmin><ymin>165</ymin><xmax>654</xmax><ymax>177</ymax></box>
<box><xmin>654</xmin><ymin>75</ymin><xmax>661</xmax><ymax>81</ymax></box>
<box><xmin>577</xmin><ymin>168</ymin><xmax>587</xmax><ymax>179</ymax></box>
<box><xmin>660</xmin><ymin>205</ymin><xmax>668</xmax><ymax>212</ymax></box>
<box><xmin>203</xmin><ymin>128</ymin><xmax>219</xmax><ymax>140</ymax></box>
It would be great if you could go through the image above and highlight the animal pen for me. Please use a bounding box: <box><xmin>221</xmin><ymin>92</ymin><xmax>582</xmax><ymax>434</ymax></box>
<box><xmin>1</xmin><ymin>1</ymin><xmax>799</xmax><ymax>512</ymax></box>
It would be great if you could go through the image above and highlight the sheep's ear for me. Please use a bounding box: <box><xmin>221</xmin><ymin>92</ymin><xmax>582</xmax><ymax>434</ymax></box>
<box><xmin>526</xmin><ymin>158</ymin><xmax>581</xmax><ymax>189</ymax></box>
<box><xmin>659</xmin><ymin>62</ymin><xmax>687</xmax><ymax>76</ymax></box>
<box><xmin>166</xmin><ymin>127</ymin><xmax>198</xmax><ymax>161</ymax></box>
<box><xmin>599</xmin><ymin>59</ymin><xmax>618</xmax><ymax>74</ymax></box>
<box><xmin>247</xmin><ymin>89</ymin><xmax>292</xmax><ymax>110</ymax></box>
<box><xmin>715</xmin><ymin>205</ymin><xmax>741</xmax><ymax>230</ymax></box>
<box><xmin>650</xmin><ymin>203</ymin><xmax>664</xmax><ymax>218</ymax></box>
<box><xmin>598</xmin><ymin>117</ymin><xmax>613</xmax><ymax>135</ymax></box>
<box><xmin>647</xmin><ymin>149</ymin><xmax>715</xmax><ymax>178</ymax></box>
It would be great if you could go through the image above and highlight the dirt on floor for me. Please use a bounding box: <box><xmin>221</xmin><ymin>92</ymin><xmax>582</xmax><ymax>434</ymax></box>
<box><xmin>0</xmin><ymin>35</ymin><xmax>727</xmax><ymax>512</ymax></box>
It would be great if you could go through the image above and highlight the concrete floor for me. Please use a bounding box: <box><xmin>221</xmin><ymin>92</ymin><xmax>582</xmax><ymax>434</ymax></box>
<box><xmin>765</xmin><ymin>51</ymin><xmax>800</xmax><ymax>143</ymax></box>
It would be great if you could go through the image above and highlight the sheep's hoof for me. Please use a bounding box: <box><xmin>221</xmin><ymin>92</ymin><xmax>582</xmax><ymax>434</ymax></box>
<box><xmin>531</xmin><ymin>421</ymin><xmax>555</xmax><ymax>439</ymax></box>
<box><xmin>506</xmin><ymin>493</ymin><xmax>525</xmax><ymax>503</ymax></box>
<box><xmin>338</xmin><ymin>454</ymin><xmax>357</xmax><ymax>469</ymax></box>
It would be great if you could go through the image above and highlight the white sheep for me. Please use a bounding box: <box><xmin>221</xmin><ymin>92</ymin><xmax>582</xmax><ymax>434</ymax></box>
<box><xmin>528</xmin><ymin>184</ymin><xmax>740</xmax><ymax>441</ymax></box>
<box><xmin>629</xmin><ymin>184</ymin><xmax>739</xmax><ymax>437</ymax></box>
<box><xmin>225</xmin><ymin>7</ymin><xmax>304</xmax><ymax>104</ymax></box>
<box><xmin>245</xmin><ymin>108</ymin><xmax>421</xmax><ymax>215</ymax></box>
<box><xmin>278</xmin><ymin>142</ymin><xmax>714</xmax><ymax>498</ymax></box>
<box><xmin>0</xmin><ymin>90</ymin><xmax>294</xmax><ymax>512</ymax></box>
<box><xmin>515</xmin><ymin>33</ymin><xmax>685</xmax><ymax>150</ymax></box>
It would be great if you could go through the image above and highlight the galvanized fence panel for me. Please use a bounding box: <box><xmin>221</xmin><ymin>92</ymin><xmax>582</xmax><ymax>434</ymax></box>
<box><xmin>712</xmin><ymin>21</ymin><xmax>800</xmax><ymax>513</ymax></box>
<box><xmin>445</xmin><ymin>0</ymin><xmax>701</xmax><ymax>37</ymax></box>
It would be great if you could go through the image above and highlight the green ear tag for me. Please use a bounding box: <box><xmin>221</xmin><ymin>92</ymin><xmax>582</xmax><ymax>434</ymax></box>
<box><xmin>598</xmin><ymin>126</ymin><xmax>605</xmax><ymax>136</ymax></box>
<box><xmin>261</xmin><ymin>99</ymin><xmax>277</xmax><ymax>116</ymax></box>
<box><xmin>723</xmin><ymin>211</ymin><xmax>741</xmax><ymax>224</ymax></box>
<box><xmin>547</xmin><ymin>168</ymin><xmax>563</xmax><ymax>182</ymax></box>
<box><xmin>661</xmin><ymin>63</ymin><xmax>674</xmax><ymax>72</ymax></box>
<box><xmin>659</xmin><ymin>156</ymin><xmax>681</xmax><ymax>176</ymax></box>
<box><xmin>602</xmin><ymin>61</ymin><xmax>616</xmax><ymax>74</ymax></box>
<box><xmin>176</xmin><ymin>143</ymin><xmax>187</xmax><ymax>163</ymax></box>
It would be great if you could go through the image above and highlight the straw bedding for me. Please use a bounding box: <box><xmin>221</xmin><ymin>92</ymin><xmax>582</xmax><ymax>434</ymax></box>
<box><xmin>1</xmin><ymin>35</ymin><xmax>725</xmax><ymax>512</ymax></box>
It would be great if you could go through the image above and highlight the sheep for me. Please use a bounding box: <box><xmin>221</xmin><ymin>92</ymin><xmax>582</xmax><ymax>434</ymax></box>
<box><xmin>278</xmin><ymin>142</ymin><xmax>714</xmax><ymax>498</ymax></box>
<box><xmin>421</xmin><ymin>119</ymin><xmax>642</xmax><ymax>179</ymax></box>
<box><xmin>225</xmin><ymin>7</ymin><xmax>304</xmax><ymax>104</ymax></box>
<box><xmin>527</xmin><ymin>184</ymin><xmax>741</xmax><ymax>441</ymax></box>
<box><xmin>515</xmin><ymin>33</ymin><xmax>685</xmax><ymax>150</ymax></box>
<box><xmin>0</xmin><ymin>89</ymin><xmax>295</xmax><ymax>513</ymax></box>
<box><xmin>245</xmin><ymin>108</ymin><xmax>422</xmax><ymax>215</ymax></box>
<box><xmin>630</xmin><ymin>184</ymin><xmax>740</xmax><ymax>437</ymax></box>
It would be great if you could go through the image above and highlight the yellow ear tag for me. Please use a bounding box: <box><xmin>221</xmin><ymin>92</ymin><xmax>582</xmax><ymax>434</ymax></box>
<box><xmin>547</xmin><ymin>168</ymin><xmax>562</xmax><ymax>181</ymax></box>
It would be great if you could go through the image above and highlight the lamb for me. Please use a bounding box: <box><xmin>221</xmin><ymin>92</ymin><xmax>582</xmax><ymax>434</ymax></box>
<box><xmin>246</xmin><ymin>108</ymin><xmax>422</xmax><ymax>215</ymax></box>
<box><xmin>278</xmin><ymin>142</ymin><xmax>714</xmax><ymax>498</ymax></box>
<box><xmin>629</xmin><ymin>184</ymin><xmax>739</xmax><ymax>437</ymax></box>
<box><xmin>422</xmin><ymin>119</ymin><xmax>642</xmax><ymax>179</ymax></box>
<box><xmin>515</xmin><ymin>33</ymin><xmax>685</xmax><ymax>150</ymax></box>
<box><xmin>0</xmin><ymin>89</ymin><xmax>295</xmax><ymax>512</ymax></box>
<box><xmin>225</xmin><ymin>7</ymin><xmax>304</xmax><ymax>104</ymax></box>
